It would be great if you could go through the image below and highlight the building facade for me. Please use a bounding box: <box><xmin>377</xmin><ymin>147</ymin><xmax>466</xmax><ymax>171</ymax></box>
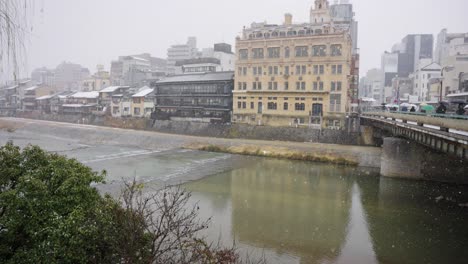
<box><xmin>54</xmin><ymin>62</ymin><xmax>90</xmax><ymax>91</ymax></box>
<box><xmin>110</xmin><ymin>54</ymin><xmax>167</xmax><ymax>86</ymax></box>
<box><xmin>233</xmin><ymin>0</ymin><xmax>354</xmax><ymax>128</ymax></box>
<box><xmin>359</xmin><ymin>68</ymin><xmax>383</xmax><ymax>103</ymax></box>
<box><xmin>411</xmin><ymin>60</ymin><xmax>441</xmax><ymax>102</ymax></box>
<box><xmin>82</xmin><ymin>65</ymin><xmax>111</xmax><ymax>92</ymax></box>
<box><xmin>380</xmin><ymin>34</ymin><xmax>434</xmax><ymax>104</ymax></box>
<box><xmin>435</xmin><ymin>30</ymin><xmax>468</xmax><ymax>99</ymax></box>
<box><xmin>153</xmin><ymin>72</ymin><xmax>234</xmax><ymax>123</ymax></box>
<box><xmin>167</xmin><ymin>37</ymin><xmax>198</xmax><ymax>74</ymax></box>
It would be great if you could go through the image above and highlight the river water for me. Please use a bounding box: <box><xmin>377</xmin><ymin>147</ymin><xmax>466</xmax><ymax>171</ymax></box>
<box><xmin>1</xmin><ymin>121</ymin><xmax>468</xmax><ymax>263</ymax></box>
<box><xmin>183</xmin><ymin>158</ymin><xmax>468</xmax><ymax>264</ymax></box>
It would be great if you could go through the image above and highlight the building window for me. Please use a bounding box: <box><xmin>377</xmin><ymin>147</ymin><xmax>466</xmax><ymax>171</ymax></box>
<box><xmin>313</xmin><ymin>82</ymin><xmax>318</xmax><ymax>91</ymax></box>
<box><xmin>268</xmin><ymin>47</ymin><xmax>280</xmax><ymax>58</ymax></box>
<box><xmin>268</xmin><ymin>82</ymin><xmax>273</xmax><ymax>90</ymax></box>
<box><xmin>134</xmin><ymin>107</ymin><xmax>141</xmax><ymax>115</ymax></box>
<box><xmin>239</xmin><ymin>49</ymin><xmax>248</xmax><ymax>60</ymax></box>
<box><xmin>243</xmin><ymin>67</ymin><xmax>247</xmax><ymax>75</ymax></box>
<box><xmin>295</xmin><ymin>46</ymin><xmax>309</xmax><ymax>57</ymax></box>
<box><xmin>284</xmin><ymin>82</ymin><xmax>289</xmax><ymax>90</ymax></box>
<box><xmin>319</xmin><ymin>82</ymin><xmax>324</xmax><ymax>91</ymax></box>
<box><xmin>312</xmin><ymin>45</ymin><xmax>327</xmax><ymax>57</ymax></box>
<box><xmin>267</xmin><ymin>102</ymin><xmax>277</xmax><ymax>110</ymax></box>
<box><xmin>253</xmin><ymin>66</ymin><xmax>262</xmax><ymax>75</ymax></box>
<box><xmin>313</xmin><ymin>65</ymin><xmax>325</xmax><ymax>75</ymax></box>
<box><xmin>337</xmin><ymin>81</ymin><xmax>342</xmax><ymax>91</ymax></box>
<box><xmin>285</xmin><ymin>47</ymin><xmax>290</xmax><ymax>58</ymax></box>
<box><xmin>295</xmin><ymin>65</ymin><xmax>307</xmax><ymax>75</ymax></box>
<box><xmin>238</xmin><ymin>82</ymin><xmax>242</xmax><ymax>90</ymax></box>
<box><xmin>133</xmin><ymin>98</ymin><xmax>141</xmax><ymax>104</ymax></box>
<box><xmin>295</xmin><ymin>103</ymin><xmax>305</xmax><ymax>111</ymax></box>
<box><xmin>252</xmin><ymin>48</ymin><xmax>264</xmax><ymax>59</ymax></box>
<box><xmin>243</xmin><ymin>82</ymin><xmax>247</xmax><ymax>90</ymax></box>
<box><xmin>296</xmin><ymin>82</ymin><xmax>306</xmax><ymax>90</ymax></box>
<box><xmin>330</xmin><ymin>65</ymin><xmax>343</xmax><ymax>74</ymax></box>
<box><xmin>274</xmin><ymin>82</ymin><xmax>278</xmax><ymax>90</ymax></box>
<box><xmin>274</xmin><ymin>66</ymin><xmax>279</xmax><ymax>75</ymax></box>
<box><xmin>329</xmin><ymin>94</ymin><xmax>342</xmax><ymax>112</ymax></box>
<box><xmin>331</xmin><ymin>44</ymin><xmax>342</xmax><ymax>56</ymax></box>
<box><xmin>253</xmin><ymin>82</ymin><xmax>257</xmax><ymax>90</ymax></box>
<box><xmin>238</xmin><ymin>102</ymin><xmax>242</xmax><ymax>109</ymax></box>
<box><xmin>251</xmin><ymin>102</ymin><xmax>254</xmax><ymax>109</ymax></box>
<box><xmin>258</xmin><ymin>82</ymin><xmax>262</xmax><ymax>90</ymax></box>
<box><xmin>242</xmin><ymin>102</ymin><xmax>247</xmax><ymax>109</ymax></box>
<box><xmin>284</xmin><ymin>66</ymin><xmax>290</xmax><ymax>75</ymax></box>
<box><xmin>284</xmin><ymin>102</ymin><xmax>288</xmax><ymax>110</ymax></box>
<box><xmin>238</xmin><ymin>67</ymin><xmax>242</xmax><ymax>76</ymax></box>
<box><xmin>269</xmin><ymin>66</ymin><xmax>273</xmax><ymax>75</ymax></box>
<box><xmin>253</xmin><ymin>66</ymin><xmax>262</xmax><ymax>76</ymax></box>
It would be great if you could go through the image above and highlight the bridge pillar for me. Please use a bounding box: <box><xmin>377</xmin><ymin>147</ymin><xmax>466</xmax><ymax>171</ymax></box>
<box><xmin>381</xmin><ymin>137</ymin><xmax>423</xmax><ymax>179</ymax></box>
<box><xmin>360</xmin><ymin>125</ymin><xmax>375</xmax><ymax>146</ymax></box>
<box><xmin>381</xmin><ymin>137</ymin><xmax>468</xmax><ymax>184</ymax></box>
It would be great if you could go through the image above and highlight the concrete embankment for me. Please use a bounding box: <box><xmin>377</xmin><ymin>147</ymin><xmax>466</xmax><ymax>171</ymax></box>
<box><xmin>0</xmin><ymin>118</ymin><xmax>382</xmax><ymax>168</ymax></box>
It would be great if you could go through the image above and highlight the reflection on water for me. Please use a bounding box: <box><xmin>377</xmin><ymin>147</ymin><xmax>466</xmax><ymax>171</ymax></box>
<box><xmin>184</xmin><ymin>158</ymin><xmax>468</xmax><ymax>264</ymax></box>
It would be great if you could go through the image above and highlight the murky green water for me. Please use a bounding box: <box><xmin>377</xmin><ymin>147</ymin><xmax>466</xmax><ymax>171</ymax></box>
<box><xmin>184</xmin><ymin>158</ymin><xmax>468</xmax><ymax>264</ymax></box>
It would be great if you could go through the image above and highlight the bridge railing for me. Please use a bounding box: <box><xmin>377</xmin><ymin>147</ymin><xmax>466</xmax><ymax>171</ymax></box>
<box><xmin>362</xmin><ymin>111</ymin><xmax>468</xmax><ymax>133</ymax></box>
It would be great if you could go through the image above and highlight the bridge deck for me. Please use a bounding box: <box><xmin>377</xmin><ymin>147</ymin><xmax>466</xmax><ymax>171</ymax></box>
<box><xmin>361</xmin><ymin>112</ymin><xmax>468</xmax><ymax>160</ymax></box>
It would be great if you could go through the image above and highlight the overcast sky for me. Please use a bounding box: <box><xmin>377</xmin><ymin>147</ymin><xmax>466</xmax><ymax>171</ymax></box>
<box><xmin>23</xmin><ymin>0</ymin><xmax>468</xmax><ymax>77</ymax></box>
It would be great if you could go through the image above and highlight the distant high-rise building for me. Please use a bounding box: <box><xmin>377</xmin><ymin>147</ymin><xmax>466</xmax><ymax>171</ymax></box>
<box><xmin>54</xmin><ymin>62</ymin><xmax>90</xmax><ymax>91</ymax></box>
<box><xmin>330</xmin><ymin>0</ymin><xmax>358</xmax><ymax>54</ymax></box>
<box><xmin>110</xmin><ymin>53</ymin><xmax>167</xmax><ymax>86</ymax></box>
<box><xmin>380</xmin><ymin>34</ymin><xmax>434</xmax><ymax>103</ymax></box>
<box><xmin>167</xmin><ymin>37</ymin><xmax>199</xmax><ymax>74</ymax></box>
<box><xmin>359</xmin><ymin>68</ymin><xmax>383</xmax><ymax>102</ymax></box>
<box><xmin>31</xmin><ymin>67</ymin><xmax>55</xmax><ymax>87</ymax></box>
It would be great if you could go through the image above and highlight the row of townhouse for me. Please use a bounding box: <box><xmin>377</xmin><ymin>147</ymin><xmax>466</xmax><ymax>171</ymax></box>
<box><xmin>25</xmin><ymin>85</ymin><xmax>156</xmax><ymax>118</ymax></box>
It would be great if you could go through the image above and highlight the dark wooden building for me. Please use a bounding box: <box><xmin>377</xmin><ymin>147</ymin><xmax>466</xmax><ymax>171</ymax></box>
<box><xmin>153</xmin><ymin>72</ymin><xmax>234</xmax><ymax>123</ymax></box>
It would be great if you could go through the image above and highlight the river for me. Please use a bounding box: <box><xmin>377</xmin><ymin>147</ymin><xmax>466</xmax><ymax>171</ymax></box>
<box><xmin>1</xmin><ymin>118</ymin><xmax>468</xmax><ymax>263</ymax></box>
<box><xmin>184</xmin><ymin>158</ymin><xmax>468</xmax><ymax>264</ymax></box>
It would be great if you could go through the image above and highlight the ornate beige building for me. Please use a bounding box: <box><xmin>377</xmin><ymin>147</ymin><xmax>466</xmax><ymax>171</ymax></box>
<box><xmin>233</xmin><ymin>0</ymin><xmax>354</xmax><ymax>128</ymax></box>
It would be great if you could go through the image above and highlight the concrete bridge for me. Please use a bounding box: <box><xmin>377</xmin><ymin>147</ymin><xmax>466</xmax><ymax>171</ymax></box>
<box><xmin>360</xmin><ymin>112</ymin><xmax>468</xmax><ymax>184</ymax></box>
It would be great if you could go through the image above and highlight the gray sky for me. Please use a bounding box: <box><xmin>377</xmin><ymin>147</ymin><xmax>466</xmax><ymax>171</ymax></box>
<box><xmin>24</xmin><ymin>0</ymin><xmax>468</xmax><ymax>77</ymax></box>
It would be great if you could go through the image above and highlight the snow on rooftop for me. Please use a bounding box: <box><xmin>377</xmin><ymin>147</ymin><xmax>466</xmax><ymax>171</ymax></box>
<box><xmin>62</xmin><ymin>104</ymin><xmax>97</xmax><ymax>108</ymax></box>
<box><xmin>132</xmin><ymin>88</ymin><xmax>154</xmax><ymax>98</ymax></box>
<box><xmin>24</xmin><ymin>86</ymin><xmax>38</xmax><ymax>91</ymax></box>
<box><xmin>36</xmin><ymin>95</ymin><xmax>53</xmax><ymax>100</ymax></box>
<box><xmin>131</xmin><ymin>56</ymin><xmax>149</xmax><ymax>62</ymax></box>
<box><xmin>100</xmin><ymin>86</ymin><xmax>129</xmax><ymax>93</ymax></box>
<box><xmin>71</xmin><ymin>91</ymin><xmax>99</xmax><ymax>99</ymax></box>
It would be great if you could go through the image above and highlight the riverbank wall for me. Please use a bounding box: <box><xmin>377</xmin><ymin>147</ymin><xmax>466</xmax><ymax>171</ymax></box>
<box><xmin>13</xmin><ymin>111</ymin><xmax>362</xmax><ymax>145</ymax></box>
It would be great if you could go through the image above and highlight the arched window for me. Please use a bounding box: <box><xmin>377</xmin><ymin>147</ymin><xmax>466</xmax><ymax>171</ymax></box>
<box><xmin>298</xmin><ymin>30</ymin><xmax>305</xmax><ymax>36</ymax></box>
<box><xmin>272</xmin><ymin>31</ymin><xmax>279</xmax><ymax>37</ymax></box>
<box><xmin>256</xmin><ymin>32</ymin><xmax>263</xmax><ymax>38</ymax></box>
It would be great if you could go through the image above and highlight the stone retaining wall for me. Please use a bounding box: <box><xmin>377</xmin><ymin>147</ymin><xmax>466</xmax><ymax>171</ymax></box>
<box><xmin>13</xmin><ymin>112</ymin><xmax>361</xmax><ymax>145</ymax></box>
<box><xmin>151</xmin><ymin>120</ymin><xmax>360</xmax><ymax>145</ymax></box>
